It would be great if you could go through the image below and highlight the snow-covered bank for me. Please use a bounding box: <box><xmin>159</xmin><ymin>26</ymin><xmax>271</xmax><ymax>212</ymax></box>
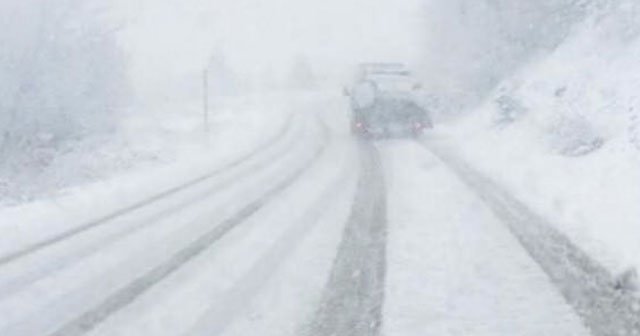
<box><xmin>0</xmin><ymin>92</ymin><xmax>318</xmax><ymax>257</ymax></box>
<box><xmin>0</xmin><ymin>93</ymin><xmax>293</xmax><ymax>205</ymax></box>
<box><xmin>433</xmin><ymin>2</ymin><xmax>640</xmax><ymax>277</ymax></box>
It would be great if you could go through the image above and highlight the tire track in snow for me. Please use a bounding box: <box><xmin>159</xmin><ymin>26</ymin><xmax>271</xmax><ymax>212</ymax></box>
<box><xmin>0</xmin><ymin>114</ymin><xmax>302</xmax><ymax>300</ymax></box>
<box><xmin>423</xmin><ymin>142</ymin><xmax>640</xmax><ymax>336</ymax></box>
<box><xmin>0</xmin><ymin>115</ymin><xmax>294</xmax><ymax>268</ymax></box>
<box><xmin>11</xmin><ymin>129</ymin><xmax>327</xmax><ymax>336</ymax></box>
<box><xmin>305</xmin><ymin>141</ymin><xmax>387</xmax><ymax>336</ymax></box>
<box><xmin>184</xmin><ymin>149</ymin><xmax>356</xmax><ymax>336</ymax></box>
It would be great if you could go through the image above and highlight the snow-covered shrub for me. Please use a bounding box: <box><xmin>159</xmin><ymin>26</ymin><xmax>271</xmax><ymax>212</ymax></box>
<box><xmin>547</xmin><ymin>114</ymin><xmax>604</xmax><ymax>156</ymax></box>
<box><xmin>494</xmin><ymin>94</ymin><xmax>528</xmax><ymax>126</ymax></box>
<box><xmin>614</xmin><ymin>267</ymin><xmax>639</xmax><ymax>293</ymax></box>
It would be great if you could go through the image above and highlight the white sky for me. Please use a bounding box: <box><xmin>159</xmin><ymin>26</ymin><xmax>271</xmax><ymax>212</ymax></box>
<box><xmin>114</xmin><ymin>0</ymin><xmax>425</xmax><ymax>94</ymax></box>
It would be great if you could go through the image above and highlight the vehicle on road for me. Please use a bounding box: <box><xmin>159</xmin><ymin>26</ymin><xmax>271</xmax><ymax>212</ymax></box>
<box><xmin>347</xmin><ymin>63</ymin><xmax>432</xmax><ymax>139</ymax></box>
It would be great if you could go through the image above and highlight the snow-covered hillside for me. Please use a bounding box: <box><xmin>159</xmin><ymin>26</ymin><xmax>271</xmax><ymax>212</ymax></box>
<box><xmin>437</xmin><ymin>0</ymin><xmax>640</xmax><ymax>277</ymax></box>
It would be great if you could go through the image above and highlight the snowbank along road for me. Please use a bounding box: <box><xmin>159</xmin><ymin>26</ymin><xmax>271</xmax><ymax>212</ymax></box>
<box><xmin>0</xmin><ymin>104</ymin><xmax>638</xmax><ymax>336</ymax></box>
<box><xmin>424</xmin><ymin>141</ymin><xmax>640</xmax><ymax>336</ymax></box>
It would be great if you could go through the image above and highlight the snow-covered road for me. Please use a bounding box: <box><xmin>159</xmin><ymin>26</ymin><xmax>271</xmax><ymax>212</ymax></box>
<box><xmin>0</xmin><ymin>104</ymin><xmax>637</xmax><ymax>336</ymax></box>
<box><xmin>381</xmin><ymin>141</ymin><xmax>588</xmax><ymax>336</ymax></box>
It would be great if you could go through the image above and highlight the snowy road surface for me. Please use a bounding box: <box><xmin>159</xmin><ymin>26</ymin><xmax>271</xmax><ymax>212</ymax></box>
<box><xmin>0</xmin><ymin>108</ymin><xmax>637</xmax><ymax>335</ymax></box>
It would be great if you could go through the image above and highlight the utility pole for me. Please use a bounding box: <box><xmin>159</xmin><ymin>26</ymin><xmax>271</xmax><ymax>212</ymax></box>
<box><xmin>203</xmin><ymin>68</ymin><xmax>210</xmax><ymax>138</ymax></box>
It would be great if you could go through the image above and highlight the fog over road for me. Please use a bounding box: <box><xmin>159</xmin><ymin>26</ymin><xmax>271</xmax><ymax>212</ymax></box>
<box><xmin>0</xmin><ymin>98</ymin><xmax>636</xmax><ymax>336</ymax></box>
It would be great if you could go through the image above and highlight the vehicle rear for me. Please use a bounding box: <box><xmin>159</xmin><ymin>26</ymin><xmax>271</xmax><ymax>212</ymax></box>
<box><xmin>352</xmin><ymin>97</ymin><xmax>431</xmax><ymax>138</ymax></box>
<box><xmin>349</xmin><ymin>64</ymin><xmax>431</xmax><ymax>138</ymax></box>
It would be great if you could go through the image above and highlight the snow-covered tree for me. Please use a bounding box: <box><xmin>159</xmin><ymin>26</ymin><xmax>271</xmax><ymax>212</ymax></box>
<box><xmin>0</xmin><ymin>0</ymin><xmax>129</xmax><ymax>164</ymax></box>
<box><xmin>287</xmin><ymin>55</ymin><xmax>316</xmax><ymax>90</ymax></box>
<box><xmin>257</xmin><ymin>65</ymin><xmax>280</xmax><ymax>92</ymax></box>
<box><xmin>421</xmin><ymin>0</ymin><xmax>589</xmax><ymax>109</ymax></box>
